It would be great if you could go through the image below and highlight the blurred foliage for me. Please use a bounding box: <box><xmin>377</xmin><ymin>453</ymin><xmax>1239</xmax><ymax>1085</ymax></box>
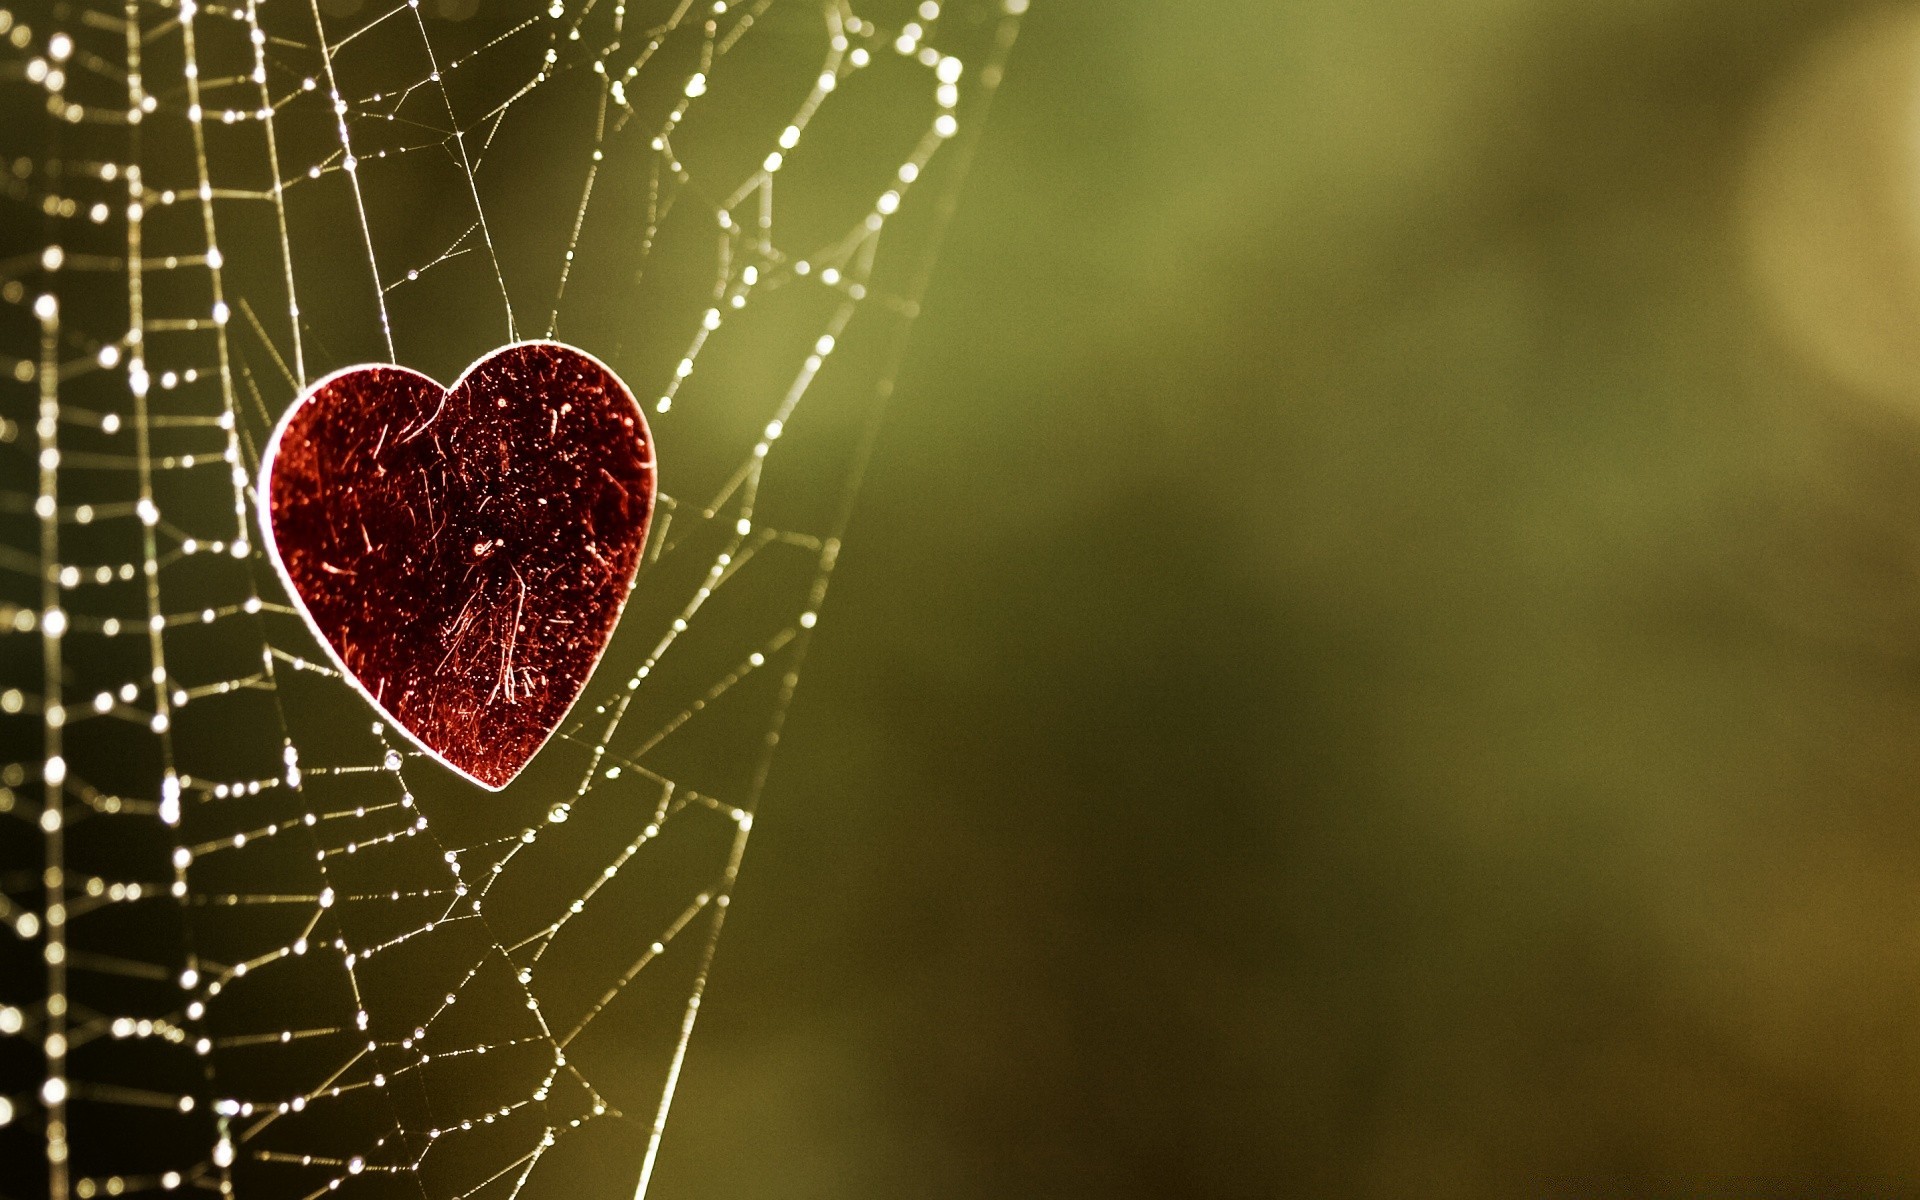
<box><xmin>649</xmin><ymin>2</ymin><xmax>1920</xmax><ymax>1196</ymax></box>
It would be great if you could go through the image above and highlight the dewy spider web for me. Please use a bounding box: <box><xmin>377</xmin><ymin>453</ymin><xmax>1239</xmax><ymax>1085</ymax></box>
<box><xmin>0</xmin><ymin>0</ymin><xmax>1024</xmax><ymax>1196</ymax></box>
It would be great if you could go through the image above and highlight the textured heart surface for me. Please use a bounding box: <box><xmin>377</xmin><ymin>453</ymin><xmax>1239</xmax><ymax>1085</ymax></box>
<box><xmin>259</xmin><ymin>341</ymin><xmax>656</xmax><ymax>790</ymax></box>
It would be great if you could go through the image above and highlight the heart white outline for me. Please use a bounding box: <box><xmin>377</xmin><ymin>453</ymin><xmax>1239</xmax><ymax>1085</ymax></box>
<box><xmin>255</xmin><ymin>339</ymin><xmax>657</xmax><ymax>792</ymax></box>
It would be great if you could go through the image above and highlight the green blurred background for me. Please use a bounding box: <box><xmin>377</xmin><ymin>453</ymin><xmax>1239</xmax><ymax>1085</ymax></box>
<box><xmin>647</xmin><ymin>1</ymin><xmax>1920</xmax><ymax>1194</ymax></box>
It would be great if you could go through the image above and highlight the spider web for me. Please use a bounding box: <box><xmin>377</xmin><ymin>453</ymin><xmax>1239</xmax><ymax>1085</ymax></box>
<box><xmin>0</xmin><ymin>0</ymin><xmax>1024</xmax><ymax>1196</ymax></box>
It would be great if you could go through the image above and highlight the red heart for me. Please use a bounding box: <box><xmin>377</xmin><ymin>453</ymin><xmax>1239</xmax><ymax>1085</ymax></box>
<box><xmin>259</xmin><ymin>341</ymin><xmax>657</xmax><ymax>790</ymax></box>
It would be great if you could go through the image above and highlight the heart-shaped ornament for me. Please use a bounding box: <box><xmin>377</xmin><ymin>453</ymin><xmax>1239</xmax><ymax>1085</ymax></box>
<box><xmin>259</xmin><ymin>341</ymin><xmax>656</xmax><ymax>790</ymax></box>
